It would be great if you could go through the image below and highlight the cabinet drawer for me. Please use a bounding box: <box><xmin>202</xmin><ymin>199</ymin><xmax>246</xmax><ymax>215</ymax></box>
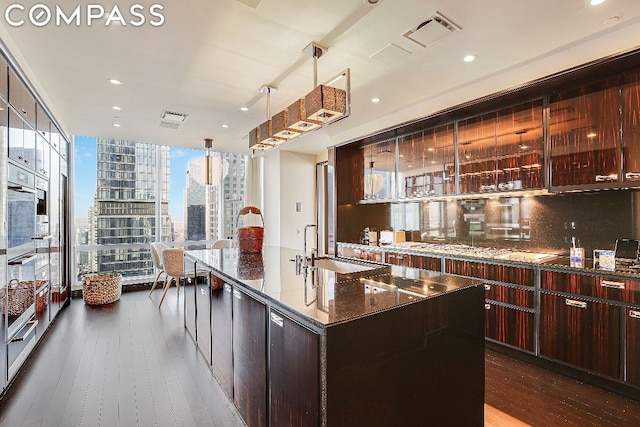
<box><xmin>485</xmin><ymin>303</ymin><xmax>534</xmax><ymax>352</ymax></box>
<box><xmin>446</xmin><ymin>259</ymin><xmax>534</xmax><ymax>286</ymax></box>
<box><xmin>541</xmin><ymin>270</ymin><xmax>626</xmax><ymax>302</ymax></box>
<box><xmin>386</xmin><ymin>251</ymin><xmax>440</xmax><ymax>271</ymax></box>
<box><xmin>623</xmin><ymin>279</ymin><xmax>640</xmax><ymax>305</ymax></box>
<box><xmin>484</xmin><ymin>283</ymin><xmax>534</xmax><ymax>308</ymax></box>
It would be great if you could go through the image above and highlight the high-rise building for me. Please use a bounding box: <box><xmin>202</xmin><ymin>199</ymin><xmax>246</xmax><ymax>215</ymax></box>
<box><xmin>184</xmin><ymin>160</ymin><xmax>207</xmax><ymax>241</ymax></box>
<box><xmin>207</xmin><ymin>152</ymin><xmax>247</xmax><ymax>241</ymax></box>
<box><xmin>88</xmin><ymin>138</ymin><xmax>171</xmax><ymax>277</ymax></box>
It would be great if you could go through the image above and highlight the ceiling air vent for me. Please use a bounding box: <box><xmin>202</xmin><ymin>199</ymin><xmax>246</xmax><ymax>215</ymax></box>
<box><xmin>403</xmin><ymin>12</ymin><xmax>461</xmax><ymax>49</ymax></box>
<box><xmin>370</xmin><ymin>43</ymin><xmax>412</xmax><ymax>65</ymax></box>
<box><xmin>160</xmin><ymin>110</ymin><xmax>189</xmax><ymax>123</ymax></box>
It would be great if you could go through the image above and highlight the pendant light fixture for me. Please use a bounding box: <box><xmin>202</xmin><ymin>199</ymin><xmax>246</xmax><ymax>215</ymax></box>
<box><xmin>248</xmin><ymin>41</ymin><xmax>350</xmax><ymax>153</ymax></box>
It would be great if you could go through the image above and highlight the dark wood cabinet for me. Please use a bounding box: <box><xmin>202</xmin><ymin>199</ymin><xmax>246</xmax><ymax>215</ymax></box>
<box><xmin>484</xmin><ymin>283</ymin><xmax>534</xmax><ymax>308</ymax></box>
<box><xmin>550</xmin><ymin>77</ymin><xmax>621</xmax><ymax>187</ymax></box>
<box><xmin>445</xmin><ymin>259</ymin><xmax>534</xmax><ymax>286</ymax></box>
<box><xmin>541</xmin><ymin>270</ymin><xmax>626</xmax><ymax>302</ymax></box>
<box><xmin>211</xmin><ymin>279</ymin><xmax>233</xmax><ymax>398</ymax></box>
<box><xmin>269</xmin><ymin>309</ymin><xmax>319</xmax><ymax>427</ymax></box>
<box><xmin>485</xmin><ymin>303</ymin><xmax>534</xmax><ymax>352</ymax></box>
<box><xmin>8</xmin><ymin>68</ymin><xmax>36</xmax><ymax>127</ymax></box>
<box><xmin>385</xmin><ymin>251</ymin><xmax>441</xmax><ymax>271</ymax></box>
<box><xmin>398</xmin><ymin>123</ymin><xmax>455</xmax><ymax>198</ymax></box>
<box><xmin>195</xmin><ymin>278</ymin><xmax>211</xmax><ymax>365</ymax></box>
<box><xmin>627</xmin><ymin>307</ymin><xmax>640</xmax><ymax>386</ymax></box>
<box><xmin>540</xmin><ymin>292</ymin><xmax>621</xmax><ymax>379</ymax></box>
<box><xmin>232</xmin><ymin>288</ymin><xmax>267</xmax><ymax>427</ymax></box>
<box><xmin>620</xmin><ymin>71</ymin><xmax>640</xmax><ymax>182</ymax></box>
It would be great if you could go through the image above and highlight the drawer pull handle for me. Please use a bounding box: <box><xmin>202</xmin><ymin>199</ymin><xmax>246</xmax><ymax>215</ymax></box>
<box><xmin>270</xmin><ymin>312</ymin><xmax>284</xmax><ymax>327</ymax></box>
<box><xmin>630</xmin><ymin>310</ymin><xmax>640</xmax><ymax>319</ymax></box>
<box><xmin>600</xmin><ymin>280</ymin><xmax>625</xmax><ymax>290</ymax></box>
<box><xmin>233</xmin><ymin>290</ymin><xmax>241</xmax><ymax>300</ymax></box>
<box><xmin>565</xmin><ymin>299</ymin><xmax>587</xmax><ymax>309</ymax></box>
<box><xmin>484</xmin><ymin>284</ymin><xmax>491</xmax><ymax>291</ymax></box>
<box><xmin>485</xmin><ymin>303</ymin><xmax>491</xmax><ymax>310</ymax></box>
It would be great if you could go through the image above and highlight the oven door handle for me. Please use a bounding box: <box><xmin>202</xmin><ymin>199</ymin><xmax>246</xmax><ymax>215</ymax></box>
<box><xmin>8</xmin><ymin>185</ymin><xmax>36</xmax><ymax>194</ymax></box>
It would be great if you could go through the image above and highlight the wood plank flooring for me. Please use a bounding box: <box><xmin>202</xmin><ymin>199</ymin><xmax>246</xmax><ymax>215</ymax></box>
<box><xmin>0</xmin><ymin>288</ymin><xmax>639</xmax><ymax>426</ymax></box>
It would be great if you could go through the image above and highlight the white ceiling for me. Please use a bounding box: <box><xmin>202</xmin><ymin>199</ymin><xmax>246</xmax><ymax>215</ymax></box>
<box><xmin>1</xmin><ymin>0</ymin><xmax>639</xmax><ymax>156</ymax></box>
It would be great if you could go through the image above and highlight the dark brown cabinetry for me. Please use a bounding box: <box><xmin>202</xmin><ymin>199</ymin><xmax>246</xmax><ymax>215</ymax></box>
<box><xmin>268</xmin><ymin>309</ymin><xmax>319</xmax><ymax>427</ymax></box>
<box><xmin>541</xmin><ymin>270</ymin><xmax>627</xmax><ymax>302</ymax></box>
<box><xmin>211</xmin><ymin>279</ymin><xmax>233</xmax><ymax>398</ymax></box>
<box><xmin>540</xmin><ymin>292</ymin><xmax>620</xmax><ymax>379</ymax></box>
<box><xmin>385</xmin><ymin>251</ymin><xmax>441</xmax><ymax>271</ymax></box>
<box><xmin>445</xmin><ymin>259</ymin><xmax>534</xmax><ymax>286</ymax></box>
<box><xmin>622</xmin><ymin>71</ymin><xmax>640</xmax><ymax>182</ymax></box>
<box><xmin>550</xmin><ymin>77</ymin><xmax>621</xmax><ymax>187</ymax></box>
<box><xmin>485</xmin><ymin>303</ymin><xmax>534</xmax><ymax>352</ymax></box>
<box><xmin>195</xmin><ymin>278</ymin><xmax>211</xmax><ymax>365</ymax></box>
<box><xmin>232</xmin><ymin>288</ymin><xmax>267</xmax><ymax>427</ymax></box>
<box><xmin>627</xmin><ymin>307</ymin><xmax>640</xmax><ymax>386</ymax></box>
<box><xmin>398</xmin><ymin>124</ymin><xmax>455</xmax><ymax>198</ymax></box>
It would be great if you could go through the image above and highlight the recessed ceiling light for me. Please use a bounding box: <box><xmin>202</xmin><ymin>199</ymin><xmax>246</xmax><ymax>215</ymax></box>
<box><xmin>587</xmin><ymin>0</ymin><xmax>606</xmax><ymax>6</ymax></box>
<box><xmin>113</xmin><ymin>123</ymin><xmax>121</xmax><ymax>127</ymax></box>
<box><xmin>371</xmin><ymin>97</ymin><xmax>381</xmax><ymax>103</ymax></box>
<box><xmin>108</xmin><ymin>78</ymin><xmax>123</xmax><ymax>85</ymax></box>
<box><xmin>221</xmin><ymin>124</ymin><xmax>230</xmax><ymax>128</ymax></box>
<box><xmin>239</xmin><ymin>106</ymin><xmax>249</xmax><ymax>112</ymax></box>
<box><xmin>463</xmin><ymin>54</ymin><xmax>477</xmax><ymax>63</ymax></box>
<box><xmin>587</xmin><ymin>132</ymin><xmax>597</xmax><ymax>138</ymax></box>
<box><xmin>112</xmin><ymin>105</ymin><xmax>122</xmax><ymax>111</ymax></box>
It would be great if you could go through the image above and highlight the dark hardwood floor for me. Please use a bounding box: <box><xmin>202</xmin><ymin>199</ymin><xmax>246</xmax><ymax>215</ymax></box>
<box><xmin>0</xmin><ymin>289</ymin><xmax>244</xmax><ymax>427</ymax></box>
<box><xmin>0</xmin><ymin>288</ymin><xmax>639</xmax><ymax>426</ymax></box>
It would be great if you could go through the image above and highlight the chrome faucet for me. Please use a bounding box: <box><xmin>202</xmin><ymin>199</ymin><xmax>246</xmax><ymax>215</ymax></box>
<box><xmin>303</xmin><ymin>224</ymin><xmax>318</xmax><ymax>269</ymax></box>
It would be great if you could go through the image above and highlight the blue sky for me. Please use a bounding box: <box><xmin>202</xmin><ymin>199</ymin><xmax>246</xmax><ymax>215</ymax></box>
<box><xmin>73</xmin><ymin>136</ymin><xmax>203</xmax><ymax>224</ymax></box>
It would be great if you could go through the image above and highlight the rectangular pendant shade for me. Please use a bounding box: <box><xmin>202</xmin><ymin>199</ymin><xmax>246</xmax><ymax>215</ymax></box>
<box><xmin>287</xmin><ymin>98</ymin><xmax>321</xmax><ymax>132</ymax></box>
<box><xmin>272</xmin><ymin>110</ymin><xmax>302</xmax><ymax>140</ymax></box>
<box><xmin>258</xmin><ymin>119</ymin><xmax>285</xmax><ymax>146</ymax></box>
<box><xmin>305</xmin><ymin>84</ymin><xmax>347</xmax><ymax>123</ymax></box>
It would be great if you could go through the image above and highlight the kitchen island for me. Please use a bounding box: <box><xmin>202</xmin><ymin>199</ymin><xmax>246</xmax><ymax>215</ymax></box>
<box><xmin>185</xmin><ymin>246</ymin><xmax>485</xmax><ymax>427</ymax></box>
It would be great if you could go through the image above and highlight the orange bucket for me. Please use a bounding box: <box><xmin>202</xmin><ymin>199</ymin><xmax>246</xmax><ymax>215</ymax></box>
<box><xmin>236</xmin><ymin>206</ymin><xmax>264</xmax><ymax>253</ymax></box>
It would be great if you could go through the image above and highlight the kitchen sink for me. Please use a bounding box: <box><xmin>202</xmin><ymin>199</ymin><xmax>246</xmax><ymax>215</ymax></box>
<box><xmin>313</xmin><ymin>257</ymin><xmax>379</xmax><ymax>274</ymax></box>
<box><xmin>493</xmin><ymin>251</ymin><xmax>558</xmax><ymax>263</ymax></box>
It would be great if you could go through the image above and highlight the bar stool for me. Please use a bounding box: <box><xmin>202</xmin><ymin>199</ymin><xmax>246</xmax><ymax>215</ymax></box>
<box><xmin>160</xmin><ymin>248</ymin><xmax>208</xmax><ymax>308</ymax></box>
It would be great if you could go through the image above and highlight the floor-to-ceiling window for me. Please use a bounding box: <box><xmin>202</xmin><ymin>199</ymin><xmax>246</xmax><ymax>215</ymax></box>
<box><xmin>73</xmin><ymin>136</ymin><xmax>247</xmax><ymax>288</ymax></box>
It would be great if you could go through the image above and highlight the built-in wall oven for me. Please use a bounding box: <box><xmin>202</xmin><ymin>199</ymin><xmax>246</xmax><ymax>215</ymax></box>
<box><xmin>5</xmin><ymin>162</ymin><xmax>38</xmax><ymax>380</ymax></box>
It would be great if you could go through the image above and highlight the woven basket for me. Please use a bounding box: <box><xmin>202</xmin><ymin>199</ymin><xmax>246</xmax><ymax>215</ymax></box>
<box><xmin>1</xmin><ymin>280</ymin><xmax>48</xmax><ymax>316</ymax></box>
<box><xmin>83</xmin><ymin>273</ymin><xmax>122</xmax><ymax>305</ymax></box>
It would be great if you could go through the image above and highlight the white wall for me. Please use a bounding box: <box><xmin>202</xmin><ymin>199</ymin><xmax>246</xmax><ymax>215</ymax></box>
<box><xmin>262</xmin><ymin>150</ymin><xmax>317</xmax><ymax>250</ymax></box>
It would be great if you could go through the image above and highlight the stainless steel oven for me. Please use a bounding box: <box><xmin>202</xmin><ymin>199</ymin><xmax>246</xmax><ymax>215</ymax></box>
<box><xmin>7</xmin><ymin>163</ymin><xmax>36</xmax><ymax>260</ymax></box>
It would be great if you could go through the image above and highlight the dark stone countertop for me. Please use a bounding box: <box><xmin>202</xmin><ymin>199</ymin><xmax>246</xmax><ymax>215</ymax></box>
<box><xmin>185</xmin><ymin>246</ymin><xmax>481</xmax><ymax>329</ymax></box>
<box><xmin>339</xmin><ymin>242</ymin><xmax>640</xmax><ymax>280</ymax></box>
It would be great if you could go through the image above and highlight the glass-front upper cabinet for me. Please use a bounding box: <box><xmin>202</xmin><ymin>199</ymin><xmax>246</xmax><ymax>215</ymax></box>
<box><xmin>363</xmin><ymin>139</ymin><xmax>396</xmax><ymax>201</ymax></box>
<box><xmin>398</xmin><ymin>123</ymin><xmax>455</xmax><ymax>199</ymax></box>
<box><xmin>459</xmin><ymin>100</ymin><xmax>544</xmax><ymax>194</ymax></box>
<box><xmin>458</xmin><ymin>112</ymin><xmax>498</xmax><ymax>193</ymax></box>
<box><xmin>549</xmin><ymin>77</ymin><xmax>621</xmax><ymax>187</ymax></box>
<box><xmin>495</xmin><ymin>100</ymin><xmax>544</xmax><ymax>191</ymax></box>
<box><xmin>622</xmin><ymin>70</ymin><xmax>640</xmax><ymax>182</ymax></box>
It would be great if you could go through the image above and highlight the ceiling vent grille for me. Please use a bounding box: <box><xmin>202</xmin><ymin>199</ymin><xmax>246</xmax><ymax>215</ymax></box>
<box><xmin>160</xmin><ymin>110</ymin><xmax>189</xmax><ymax>123</ymax></box>
<box><xmin>403</xmin><ymin>12</ymin><xmax>461</xmax><ymax>49</ymax></box>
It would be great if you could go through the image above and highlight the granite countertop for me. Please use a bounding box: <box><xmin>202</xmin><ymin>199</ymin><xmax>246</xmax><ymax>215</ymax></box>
<box><xmin>185</xmin><ymin>246</ymin><xmax>481</xmax><ymax>329</ymax></box>
<box><xmin>339</xmin><ymin>242</ymin><xmax>640</xmax><ymax>280</ymax></box>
